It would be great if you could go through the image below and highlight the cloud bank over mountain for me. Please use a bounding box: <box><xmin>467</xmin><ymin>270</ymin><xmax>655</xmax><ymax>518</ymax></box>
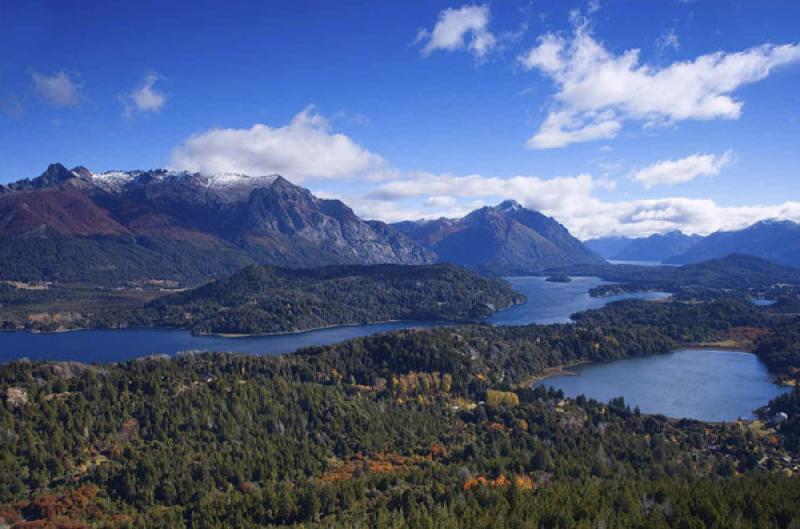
<box><xmin>169</xmin><ymin>107</ymin><xmax>389</xmax><ymax>183</ymax></box>
<box><xmin>166</xmin><ymin>105</ymin><xmax>800</xmax><ymax>240</ymax></box>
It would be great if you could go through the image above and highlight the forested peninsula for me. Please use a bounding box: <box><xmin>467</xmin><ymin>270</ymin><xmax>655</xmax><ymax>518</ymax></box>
<box><xmin>2</xmin><ymin>264</ymin><xmax>525</xmax><ymax>334</ymax></box>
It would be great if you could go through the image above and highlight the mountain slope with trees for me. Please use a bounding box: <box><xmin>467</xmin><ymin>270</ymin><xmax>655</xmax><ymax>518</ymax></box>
<box><xmin>99</xmin><ymin>263</ymin><xmax>526</xmax><ymax>334</ymax></box>
<box><xmin>552</xmin><ymin>254</ymin><xmax>800</xmax><ymax>294</ymax></box>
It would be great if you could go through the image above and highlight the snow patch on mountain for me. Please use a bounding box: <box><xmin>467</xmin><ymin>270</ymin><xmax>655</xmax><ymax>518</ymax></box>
<box><xmin>84</xmin><ymin>169</ymin><xmax>280</xmax><ymax>193</ymax></box>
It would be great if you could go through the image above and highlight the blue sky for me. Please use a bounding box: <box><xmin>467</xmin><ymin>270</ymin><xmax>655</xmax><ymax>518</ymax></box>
<box><xmin>1</xmin><ymin>0</ymin><xmax>799</xmax><ymax>238</ymax></box>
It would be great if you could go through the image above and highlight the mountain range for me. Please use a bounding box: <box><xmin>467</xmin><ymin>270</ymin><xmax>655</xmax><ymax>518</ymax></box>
<box><xmin>585</xmin><ymin>231</ymin><xmax>703</xmax><ymax>262</ymax></box>
<box><xmin>587</xmin><ymin>222</ymin><xmax>800</xmax><ymax>268</ymax></box>
<box><xmin>392</xmin><ymin>200</ymin><xmax>605</xmax><ymax>275</ymax></box>
<box><xmin>0</xmin><ymin>164</ymin><xmax>605</xmax><ymax>285</ymax></box>
<box><xmin>3</xmin><ymin>164</ymin><xmax>797</xmax><ymax>286</ymax></box>
<box><xmin>664</xmin><ymin>220</ymin><xmax>800</xmax><ymax>268</ymax></box>
<box><xmin>0</xmin><ymin>164</ymin><xmax>433</xmax><ymax>284</ymax></box>
<box><xmin>553</xmin><ymin>253</ymin><xmax>800</xmax><ymax>292</ymax></box>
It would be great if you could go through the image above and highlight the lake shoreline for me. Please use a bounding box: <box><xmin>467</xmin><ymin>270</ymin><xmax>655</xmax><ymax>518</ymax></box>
<box><xmin>0</xmin><ymin>276</ymin><xmax>683</xmax><ymax>364</ymax></box>
<box><xmin>515</xmin><ymin>361</ymin><xmax>589</xmax><ymax>389</ymax></box>
<box><xmin>5</xmin><ymin>318</ymin><xmax>450</xmax><ymax>339</ymax></box>
<box><xmin>685</xmin><ymin>342</ymin><xmax>752</xmax><ymax>352</ymax></box>
<box><xmin>198</xmin><ymin>319</ymin><xmax>445</xmax><ymax>338</ymax></box>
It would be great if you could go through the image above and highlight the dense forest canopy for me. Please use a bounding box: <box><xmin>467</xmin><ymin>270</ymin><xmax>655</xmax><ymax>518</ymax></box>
<box><xmin>0</xmin><ymin>263</ymin><xmax>525</xmax><ymax>334</ymax></box>
<box><xmin>2</xmin><ymin>297</ymin><xmax>799</xmax><ymax>528</ymax></box>
<box><xmin>105</xmin><ymin>263</ymin><xmax>526</xmax><ymax>334</ymax></box>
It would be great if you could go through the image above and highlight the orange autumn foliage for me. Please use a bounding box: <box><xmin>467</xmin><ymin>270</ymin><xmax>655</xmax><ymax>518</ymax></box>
<box><xmin>463</xmin><ymin>474</ymin><xmax>537</xmax><ymax>491</ymax></box>
<box><xmin>430</xmin><ymin>444</ymin><xmax>448</xmax><ymax>459</ymax></box>
<box><xmin>1</xmin><ymin>486</ymin><xmax>102</xmax><ymax>529</ymax></box>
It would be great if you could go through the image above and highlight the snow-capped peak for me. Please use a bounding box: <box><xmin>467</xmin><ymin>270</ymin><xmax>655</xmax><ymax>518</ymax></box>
<box><xmin>200</xmin><ymin>173</ymin><xmax>280</xmax><ymax>188</ymax></box>
<box><xmin>62</xmin><ymin>166</ymin><xmax>286</xmax><ymax>195</ymax></box>
<box><xmin>86</xmin><ymin>170</ymin><xmax>140</xmax><ymax>192</ymax></box>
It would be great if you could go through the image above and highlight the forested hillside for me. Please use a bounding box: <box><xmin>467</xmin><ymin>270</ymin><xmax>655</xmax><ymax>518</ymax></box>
<box><xmin>553</xmin><ymin>254</ymin><xmax>800</xmax><ymax>297</ymax></box>
<box><xmin>2</xmin><ymin>299</ymin><xmax>799</xmax><ymax>528</ymax></box>
<box><xmin>99</xmin><ymin>263</ymin><xmax>526</xmax><ymax>334</ymax></box>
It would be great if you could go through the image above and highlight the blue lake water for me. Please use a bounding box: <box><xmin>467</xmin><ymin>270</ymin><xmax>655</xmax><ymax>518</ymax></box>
<box><xmin>535</xmin><ymin>349</ymin><xmax>791</xmax><ymax>422</ymax></box>
<box><xmin>488</xmin><ymin>276</ymin><xmax>670</xmax><ymax>326</ymax></box>
<box><xmin>0</xmin><ymin>322</ymin><xmax>443</xmax><ymax>364</ymax></box>
<box><xmin>1</xmin><ymin>276</ymin><xmax>667</xmax><ymax>363</ymax></box>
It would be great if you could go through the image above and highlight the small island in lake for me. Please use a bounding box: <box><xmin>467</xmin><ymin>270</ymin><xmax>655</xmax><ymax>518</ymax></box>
<box><xmin>545</xmin><ymin>274</ymin><xmax>572</xmax><ymax>283</ymax></box>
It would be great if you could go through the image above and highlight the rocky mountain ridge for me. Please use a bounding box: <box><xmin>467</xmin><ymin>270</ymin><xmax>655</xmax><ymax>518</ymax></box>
<box><xmin>0</xmin><ymin>164</ymin><xmax>433</xmax><ymax>284</ymax></box>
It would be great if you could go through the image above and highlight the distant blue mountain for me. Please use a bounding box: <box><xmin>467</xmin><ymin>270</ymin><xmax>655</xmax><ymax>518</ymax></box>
<box><xmin>583</xmin><ymin>236</ymin><xmax>632</xmax><ymax>259</ymax></box>
<box><xmin>393</xmin><ymin>200</ymin><xmax>605</xmax><ymax>275</ymax></box>
<box><xmin>666</xmin><ymin>220</ymin><xmax>800</xmax><ymax>268</ymax></box>
<box><xmin>585</xmin><ymin>230</ymin><xmax>702</xmax><ymax>262</ymax></box>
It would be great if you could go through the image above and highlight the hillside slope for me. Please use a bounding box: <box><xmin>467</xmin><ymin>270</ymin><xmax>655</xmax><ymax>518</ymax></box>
<box><xmin>552</xmin><ymin>254</ymin><xmax>800</xmax><ymax>292</ymax></box>
<box><xmin>102</xmin><ymin>263</ymin><xmax>526</xmax><ymax>334</ymax></box>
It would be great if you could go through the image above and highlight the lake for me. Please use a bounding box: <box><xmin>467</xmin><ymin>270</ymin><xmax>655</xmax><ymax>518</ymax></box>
<box><xmin>0</xmin><ymin>276</ymin><xmax>668</xmax><ymax>363</ymax></box>
<box><xmin>488</xmin><ymin>276</ymin><xmax>670</xmax><ymax>326</ymax></box>
<box><xmin>0</xmin><ymin>321</ymin><xmax>444</xmax><ymax>364</ymax></box>
<box><xmin>535</xmin><ymin>349</ymin><xmax>791</xmax><ymax>422</ymax></box>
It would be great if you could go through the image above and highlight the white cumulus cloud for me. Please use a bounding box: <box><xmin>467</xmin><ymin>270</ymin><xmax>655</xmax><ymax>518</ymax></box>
<box><xmin>31</xmin><ymin>71</ymin><xmax>81</xmax><ymax>107</ymax></box>
<box><xmin>122</xmin><ymin>73</ymin><xmax>166</xmax><ymax>118</ymax></box>
<box><xmin>632</xmin><ymin>150</ymin><xmax>733</xmax><ymax>188</ymax></box>
<box><xmin>580</xmin><ymin>198</ymin><xmax>800</xmax><ymax>239</ymax></box>
<box><xmin>417</xmin><ymin>4</ymin><xmax>496</xmax><ymax>58</ymax></box>
<box><xmin>169</xmin><ymin>106</ymin><xmax>388</xmax><ymax>181</ymax></box>
<box><xmin>519</xmin><ymin>24</ymin><xmax>800</xmax><ymax>148</ymax></box>
<box><xmin>357</xmin><ymin>170</ymin><xmax>800</xmax><ymax>239</ymax></box>
<box><xmin>425</xmin><ymin>195</ymin><xmax>459</xmax><ymax>209</ymax></box>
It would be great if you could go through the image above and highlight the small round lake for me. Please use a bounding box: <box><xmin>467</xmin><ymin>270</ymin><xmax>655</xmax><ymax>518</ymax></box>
<box><xmin>535</xmin><ymin>349</ymin><xmax>791</xmax><ymax>422</ymax></box>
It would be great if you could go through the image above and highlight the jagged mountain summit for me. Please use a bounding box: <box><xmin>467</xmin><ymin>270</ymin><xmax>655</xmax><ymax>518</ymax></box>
<box><xmin>665</xmin><ymin>220</ymin><xmax>800</xmax><ymax>268</ymax></box>
<box><xmin>393</xmin><ymin>200</ymin><xmax>605</xmax><ymax>274</ymax></box>
<box><xmin>0</xmin><ymin>164</ymin><xmax>434</xmax><ymax>284</ymax></box>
